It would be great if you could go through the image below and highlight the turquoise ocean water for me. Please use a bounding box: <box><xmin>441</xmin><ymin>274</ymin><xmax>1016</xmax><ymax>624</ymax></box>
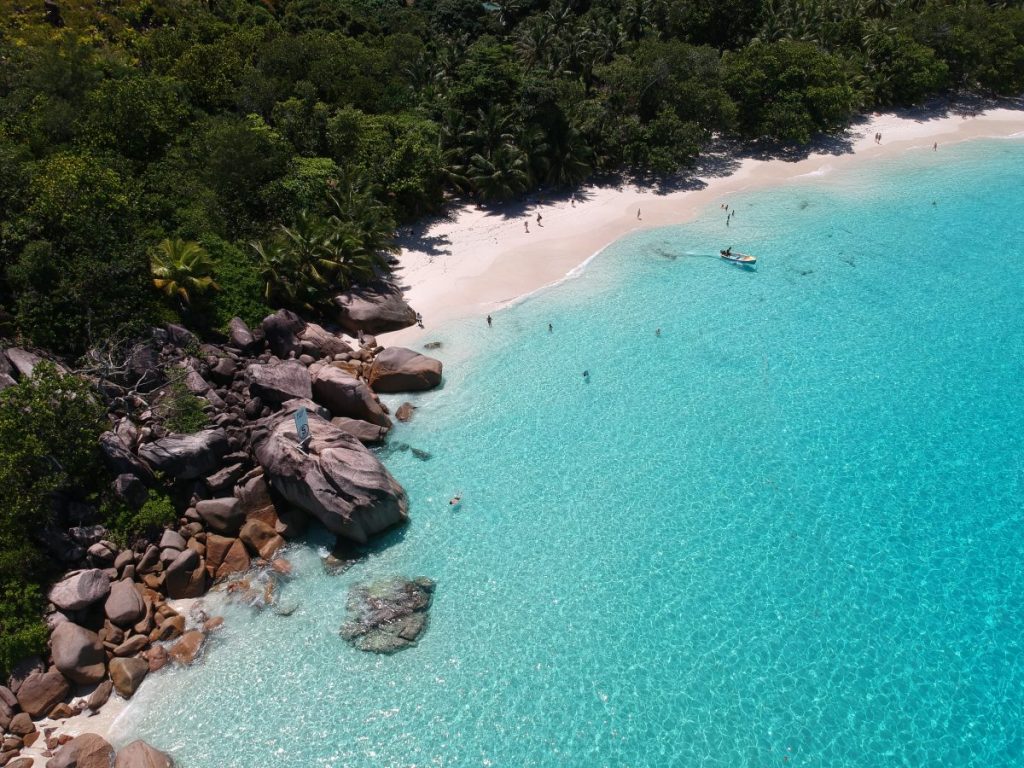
<box><xmin>114</xmin><ymin>139</ymin><xmax>1024</xmax><ymax>767</ymax></box>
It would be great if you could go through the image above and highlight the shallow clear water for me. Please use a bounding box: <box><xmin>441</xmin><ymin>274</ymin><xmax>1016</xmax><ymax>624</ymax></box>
<box><xmin>116</xmin><ymin>140</ymin><xmax>1024</xmax><ymax>767</ymax></box>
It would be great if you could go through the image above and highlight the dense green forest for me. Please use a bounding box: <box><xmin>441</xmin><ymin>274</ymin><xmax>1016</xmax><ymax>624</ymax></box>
<box><xmin>0</xmin><ymin>0</ymin><xmax>1022</xmax><ymax>354</ymax></box>
<box><xmin>0</xmin><ymin>0</ymin><xmax>1023</xmax><ymax>674</ymax></box>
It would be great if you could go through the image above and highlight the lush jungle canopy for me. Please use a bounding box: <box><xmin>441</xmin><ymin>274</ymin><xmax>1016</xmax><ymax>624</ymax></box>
<box><xmin>0</xmin><ymin>0</ymin><xmax>1021</xmax><ymax>353</ymax></box>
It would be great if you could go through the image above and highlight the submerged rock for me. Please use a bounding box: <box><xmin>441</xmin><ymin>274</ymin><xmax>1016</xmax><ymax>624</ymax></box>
<box><xmin>339</xmin><ymin>576</ymin><xmax>435</xmax><ymax>654</ymax></box>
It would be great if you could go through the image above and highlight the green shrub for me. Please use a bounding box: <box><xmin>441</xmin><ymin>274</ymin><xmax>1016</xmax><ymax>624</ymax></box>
<box><xmin>203</xmin><ymin>235</ymin><xmax>272</xmax><ymax>331</ymax></box>
<box><xmin>105</xmin><ymin>489</ymin><xmax>178</xmax><ymax>546</ymax></box>
<box><xmin>0</xmin><ymin>578</ymin><xmax>48</xmax><ymax>681</ymax></box>
<box><xmin>159</xmin><ymin>378</ymin><xmax>209</xmax><ymax>434</ymax></box>
<box><xmin>0</xmin><ymin>364</ymin><xmax>105</xmax><ymax>679</ymax></box>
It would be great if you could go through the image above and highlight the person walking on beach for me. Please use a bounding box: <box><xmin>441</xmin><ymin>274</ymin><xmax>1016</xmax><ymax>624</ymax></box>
<box><xmin>486</xmin><ymin>315</ymin><xmax>492</xmax><ymax>327</ymax></box>
<box><xmin>637</xmin><ymin>208</ymin><xmax>642</xmax><ymax>220</ymax></box>
<box><xmin>933</xmin><ymin>142</ymin><xmax>938</xmax><ymax>151</ymax></box>
<box><xmin>524</xmin><ymin>221</ymin><xmax>529</xmax><ymax>233</ymax></box>
<box><xmin>536</xmin><ymin>212</ymin><xmax>543</xmax><ymax>226</ymax></box>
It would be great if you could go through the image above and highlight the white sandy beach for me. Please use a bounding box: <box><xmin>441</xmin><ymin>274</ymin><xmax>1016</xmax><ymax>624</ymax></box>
<box><xmin>380</xmin><ymin>106</ymin><xmax>1024</xmax><ymax>347</ymax></box>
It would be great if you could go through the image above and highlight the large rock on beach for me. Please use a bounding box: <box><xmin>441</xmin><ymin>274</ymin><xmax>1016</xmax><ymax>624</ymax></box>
<box><xmin>137</xmin><ymin>429</ymin><xmax>229</xmax><ymax>480</ymax></box>
<box><xmin>104</xmin><ymin>580</ymin><xmax>145</xmax><ymax>627</ymax></box>
<box><xmin>205</xmin><ymin>535</ymin><xmax>250</xmax><ymax>579</ymax></box>
<box><xmin>252</xmin><ymin>402</ymin><xmax>408</xmax><ymax>544</ymax></box>
<box><xmin>228</xmin><ymin>317</ymin><xmax>259</xmax><ymax>352</ymax></box>
<box><xmin>15</xmin><ymin>667</ymin><xmax>68</xmax><ymax>718</ymax></box>
<box><xmin>333</xmin><ymin>283</ymin><xmax>417</xmax><ymax>335</ymax></box>
<box><xmin>339</xmin><ymin>577</ymin><xmax>435</xmax><ymax>653</ymax></box>
<box><xmin>247</xmin><ymin>361</ymin><xmax>311</xmax><ymax>405</ymax></box>
<box><xmin>330</xmin><ymin>417</ymin><xmax>389</xmax><ymax>445</ymax></box>
<box><xmin>367</xmin><ymin>347</ymin><xmax>442</xmax><ymax>393</ymax></box>
<box><xmin>299</xmin><ymin>322</ymin><xmax>352</xmax><ymax>359</ymax></box>
<box><xmin>195</xmin><ymin>498</ymin><xmax>245</xmax><ymax>535</ymax></box>
<box><xmin>109</xmin><ymin>657</ymin><xmax>149</xmax><ymax>699</ymax></box>
<box><xmin>261</xmin><ymin>309</ymin><xmax>305</xmax><ymax>359</ymax></box>
<box><xmin>49</xmin><ymin>570</ymin><xmax>111</xmax><ymax>612</ymax></box>
<box><xmin>50</xmin><ymin>623</ymin><xmax>106</xmax><ymax>685</ymax></box>
<box><xmin>47</xmin><ymin>733</ymin><xmax>115</xmax><ymax>768</ymax></box>
<box><xmin>167</xmin><ymin>631</ymin><xmax>205</xmax><ymax>666</ymax></box>
<box><xmin>311</xmin><ymin>364</ymin><xmax>391</xmax><ymax>427</ymax></box>
<box><xmin>164</xmin><ymin>549</ymin><xmax>207</xmax><ymax>599</ymax></box>
<box><xmin>239</xmin><ymin>519</ymin><xmax>285</xmax><ymax>560</ymax></box>
<box><xmin>114</xmin><ymin>740</ymin><xmax>175</xmax><ymax>768</ymax></box>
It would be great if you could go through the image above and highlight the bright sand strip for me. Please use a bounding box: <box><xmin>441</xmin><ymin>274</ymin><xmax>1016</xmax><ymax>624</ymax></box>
<box><xmin>380</xmin><ymin>107</ymin><xmax>1024</xmax><ymax>347</ymax></box>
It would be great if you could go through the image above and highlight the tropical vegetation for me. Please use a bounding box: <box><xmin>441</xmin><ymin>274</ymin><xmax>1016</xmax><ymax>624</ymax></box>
<box><xmin>0</xmin><ymin>0</ymin><xmax>1021</xmax><ymax>354</ymax></box>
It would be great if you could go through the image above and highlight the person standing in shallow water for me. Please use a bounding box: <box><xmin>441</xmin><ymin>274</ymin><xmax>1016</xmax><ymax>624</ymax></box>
<box><xmin>486</xmin><ymin>315</ymin><xmax>492</xmax><ymax>327</ymax></box>
<box><xmin>548</xmin><ymin>323</ymin><xmax>553</xmax><ymax>333</ymax></box>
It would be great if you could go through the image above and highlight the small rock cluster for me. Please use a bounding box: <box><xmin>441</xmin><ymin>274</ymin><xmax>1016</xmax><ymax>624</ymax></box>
<box><xmin>339</xmin><ymin>577</ymin><xmax>436</xmax><ymax>654</ymax></box>
<box><xmin>1</xmin><ymin>283</ymin><xmax>444</xmax><ymax>766</ymax></box>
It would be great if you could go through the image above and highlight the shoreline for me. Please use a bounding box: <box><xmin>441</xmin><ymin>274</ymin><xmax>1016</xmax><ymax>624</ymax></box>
<box><xmin>379</xmin><ymin>104</ymin><xmax>1024</xmax><ymax>347</ymax></box>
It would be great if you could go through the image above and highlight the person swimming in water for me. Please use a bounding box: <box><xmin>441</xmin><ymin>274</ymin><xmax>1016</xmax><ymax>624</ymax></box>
<box><xmin>449</xmin><ymin>494</ymin><xmax>462</xmax><ymax>506</ymax></box>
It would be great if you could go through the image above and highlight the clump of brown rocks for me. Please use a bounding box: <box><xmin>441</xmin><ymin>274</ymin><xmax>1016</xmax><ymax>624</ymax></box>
<box><xmin>1</xmin><ymin>283</ymin><xmax>444</xmax><ymax>766</ymax></box>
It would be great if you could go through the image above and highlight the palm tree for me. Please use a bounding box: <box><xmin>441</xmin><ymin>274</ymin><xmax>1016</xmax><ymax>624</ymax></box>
<box><xmin>468</xmin><ymin>144</ymin><xmax>530</xmax><ymax>201</ymax></box>
<box><xmin>545</xmin><ymin>127</ymin><xmax>593</xmax><ymax>187</ymax></box>
<box><xmin>150</xmin><ymin>238</ymin><xmax>219</xmax><ymax>305</ymax></box>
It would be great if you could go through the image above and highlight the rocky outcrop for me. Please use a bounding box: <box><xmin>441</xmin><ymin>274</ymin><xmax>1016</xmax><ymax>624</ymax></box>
<box><xmin>333</xmin><ymin>283</ymin><xmax>417</xmax><ymax>335</ymax></box>
<box><xmin>247</xmin><ymin>362</ymin><xmax>311</xmax><ymax>405</ymax></box>
<box><xmin>205</xmin><ymin>535</ymin><xmax>250</xmax><ymax>579</ymax></box>
<box><xmin>167</xmin><ymin>631</ymin><xmax>205</xmax><ymax>666</ymax></box>
<box><xmin>261</xmin><ymin>309</ymin><xmax>304</xmax><ymax>359</ymax></box>
<box><xmin>164</xmin><ymin>549</ymin><xmax>207</xmax><ymax>599</ymax></box>
<box><xmin>339</xmin><ymin>577</ymin><xmax>435</xmax><ymax>653</ymax></box>
<box><xmin>47</xmin><ymin>733</ymin><xmax>115</xmax><ymax>768</ymax></box>
<box><xmin>311</xmin><ymin>364</ymin><xmax>391</xmax><ymax>427</ymax></box>
<box><xmin>48</xmin><ymin>570</ymin><xmax>111</xmax><ymax>612</ymax></box>
<box><xmin>114</xmin><ymin>740</ymin><xmax>175</xmax><ymax>768</ymax></box>
<box><xmin>99</xmin><ymin>432</ymin><xmax>156</xmax><ymax>484</ymax></box>
<box><xmin>252</xmin><ymin>403</ymin><xmax>407</xmax><ymax>544</ymax></box>
<box><xmin>228</xmin><ymin>317</ymin><xmax>259</xmax><ymax>352</ymax></box>
<box><xmin>299</xmin><ymin>322</ymin><xmax>352</xmax><ymax>359</ymax></box>
<box><xmin>15</xmin><ymin>666</ymin><xmax>69</xmax><ymax>718</ymax></box>
<box><xmin>137</xmin><ymin>429</ymin><xmax>229</xmax><ymax>480</ymax></box>
<box><xmin>330</xmin><ymin>417</ymin><xmax>389</xmax><ymax>445</ymax></box>
<box><xmin>239</xmin><ymin>519</ymin><xmax>285</xmax><ymax>560</ymax></box>
<box><xmin>109</xmin><ymin>657</ymin><xmax>149</xmax><ymax>699</ymax></box>
<box><xmin>50</xmin><ymin>623</ymin><xmax>106</xmax><ymax>685</ymax></box>
<box><xmin>395</xmin><ymin>402</ymin><xmax>416</xmax><ymax>422</ymax></box>
<box><xmin>104</xmin><ymin>580</ymin><xmax>145</xmax><ymax>627</ymax></box>
<box><xmin>367</xmin><ymin>347</ymin><xmax>442</xmax><ymax>393</ymax></box>
<box><xmin>195</xmin><ymin>498</ymin><xmax>245</xmax><ymax>535</ymax></box>
<box><xmin>4</xmin><ymin>348</ymin><xmax>44</xmax><ymax>379</ymax></box>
